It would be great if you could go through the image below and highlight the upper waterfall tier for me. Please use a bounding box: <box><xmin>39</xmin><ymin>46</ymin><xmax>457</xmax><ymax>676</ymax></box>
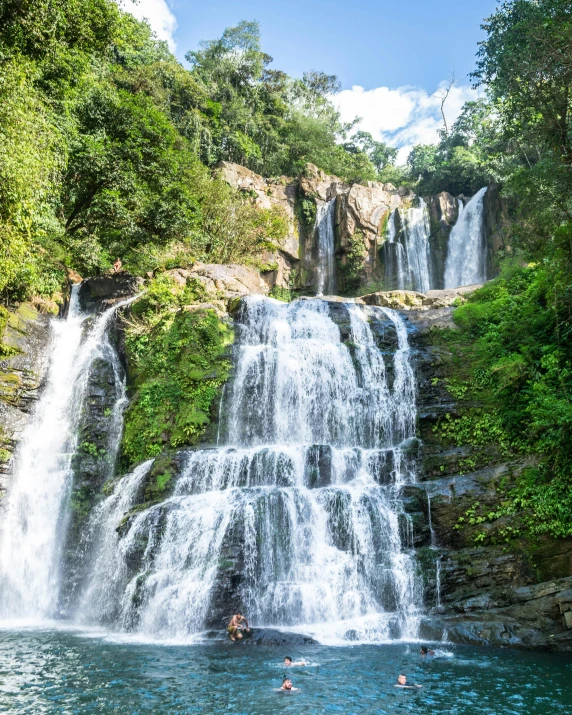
<box><xmin>314</xmin><ymin>199</ymin><xmax>337</xmax><ymax>295</ymax></box>
<box><xmin>444</xmin><ymin>187</ymin><xmax>488</xmax><ymax>288</ymax></box>
<box><xmin>383</xmin><ymin>187</ymin><xmax>489</xmax><ymax>292</ymax></box>
<box><xmin>384</xmin><ymin>199</ymin><xmax>433</xmax><ymax>292</ymax></box>
<box><xmin>73</xmin><ymin>297</ymin><xmax>423</xmax><ymax>644</ymax></box>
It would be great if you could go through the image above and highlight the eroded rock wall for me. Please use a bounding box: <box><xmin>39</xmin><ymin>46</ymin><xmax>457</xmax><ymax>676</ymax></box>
<box><xmin>217</xmin><ymin>161</ymin><xmax>508</xmax><ymax>295</ymax></box>
<box><xmin>0</xmin><ymin>303</ymin><xmax>54</xmax><ymax>488</ymax></box>
<box><xmin>407</xmin><ymin>302</ymin><xmax>572</xmax><ymax>651</ymax></box>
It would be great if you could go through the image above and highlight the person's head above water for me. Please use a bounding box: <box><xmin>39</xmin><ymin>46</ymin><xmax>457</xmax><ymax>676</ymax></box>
<box><xmin>282</xmin><ymin>678</ymin><xmax>293</xmax><ymax>690</ymax></box>
<box><xmin>420</xmin><ymin>647</ymin><xmax>428</xmax><ymax>655</ymax></box>
<box><xmin>284</xmin><ymin>657</ymin><xmax>292</xmax><ymax>666</ymax></box>
<box><xmin>397</xmin><ymin>674</ymin><xmax>407</xmax><ymax>685</ymax></box>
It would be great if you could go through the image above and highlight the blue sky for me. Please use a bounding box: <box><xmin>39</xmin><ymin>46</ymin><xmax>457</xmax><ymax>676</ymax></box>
<box><xmin>121</xmin><ymin>0</ymin><xmax>499</xmax><ymax>160</ymax></box>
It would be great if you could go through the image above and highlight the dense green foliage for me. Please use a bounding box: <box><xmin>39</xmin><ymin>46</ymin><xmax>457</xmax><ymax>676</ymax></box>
<box><xmin>448</xmin><ymin>264</ymin><xmax>572</xmax><ymax>539</ymax></box>
<box><xmin>409</xmin><ymin>1</ymin><xmax>572</xmax><ymax>540</ymax></box>
<box><xmin>120</xmin><ymin>275</ymin><xmax>233</xmax><ymax>467</ymax></box>
<box><xmin>0</xmin><ymin>3</ymin><xmax>380</xmax><ymax>303</ymax></box>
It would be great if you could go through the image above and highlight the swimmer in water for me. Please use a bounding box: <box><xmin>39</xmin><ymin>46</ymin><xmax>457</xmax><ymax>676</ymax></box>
<box><xmin>420</xmin><ymin>646</ymin><xmax>435</xmax><ymax>656</ymax></box>
<box><xmin>284</xmin><ymin>656</ymin><xmax>306</xmax><ymax>666</ymax></box>
<box><xmin>279</xmin><ymin>678</ymin><xmax>299</xmax><ymax>692</ymax></box>
<box><xmin>395</xmin><ymin>674</ymin><xmax>422</xmax><ymax>689</ymax></box>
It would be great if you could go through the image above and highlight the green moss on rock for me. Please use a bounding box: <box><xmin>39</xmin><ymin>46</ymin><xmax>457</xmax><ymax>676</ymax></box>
<box><xmin>120</xmin><ymin>298</ymin><xmax>233</xmax><ymax>469</ymax></box>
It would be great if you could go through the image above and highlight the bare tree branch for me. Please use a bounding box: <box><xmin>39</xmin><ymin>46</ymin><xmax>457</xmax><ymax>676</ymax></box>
<box><xmin>434</xmin><ymin>74</ymin><xmax>456</xmax><ymax>136</ymax></box>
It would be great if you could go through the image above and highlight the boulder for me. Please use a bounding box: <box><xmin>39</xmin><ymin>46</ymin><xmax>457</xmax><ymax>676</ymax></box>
<box><xmin>205</xmin><ymin>628</ymin><xmax>318</xmax><ymax>646</ymax></box>
<box><xmin>167</xmin><ymin>263</ymin><xmax>269</xmax><ymax>304</ymax></box>
<box><xmin>361</xmin><ymin>284</ymin><xmax>482</xmax><ymax>311</ymax></box>
<box><xmin>79</xmin><ymin>273</ymin><xmax>144</xmax><ymax>310</ymax></box>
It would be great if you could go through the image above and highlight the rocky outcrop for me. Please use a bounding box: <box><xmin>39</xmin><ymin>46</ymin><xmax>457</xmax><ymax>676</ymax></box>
<box><xmin>422</xmin><ymin>573</ymin><xmax>572</xmax><ymax>652</ymax></box>
<box><xmin>425</xmin><ymin>192</ymin><xmax>459</xmax><ymax>288</ymax></box>
<box><xmin>79</xmin><ymin>273</ymin><xmax>144</xmax><ymax>311</ymax></box>
<box><xmin>298</xmin><ymin>166</ymin><xmax>414</xmax><ymax>290</ymax></box>
<box><xmin>0</xmin><ymin>302</ymin><xmax>53</xmax><ymax>487</ymax></box>
<box><xmin>166</xmin><ymin>262</ymin><xmax>269</xmax><ymax>309</ymax></box>
<box><xmin>362</xmin><ymin>284</ymin><xmax>481</xmax><ymax>311</ymax></box>
<box><xmin>216</xmin><ymin>162</ymin><xmax>300</xmax><ymax>289</ymax></box>
<box><xmin>298</xmin><ymin>163</ymin><xmax>349</xmax><ymax>202</ymax></box>
<box><xmin>217</xmin><ymin>161</ymin><xmax>508</xmax><ymax>295</ymax></box>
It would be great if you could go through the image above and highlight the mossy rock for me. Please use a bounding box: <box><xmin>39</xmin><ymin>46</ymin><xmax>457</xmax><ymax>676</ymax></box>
<box><xmin>142</xmin><ymin>452</ymin><xmax>179</xmax><ymax>504</ymax></box>
<box><xmin>120</xmin><ymin>307</ymin><xmax>234</xmax><ymax>469</ymax></box>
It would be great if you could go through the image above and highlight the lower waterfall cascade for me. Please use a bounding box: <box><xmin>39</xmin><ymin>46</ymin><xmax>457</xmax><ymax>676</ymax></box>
<box><xmin>0</xmin><ymin>287</ymin><xmax>133</xmax><ymax>620</ymax></box>
<box><xmin>0</xmin><ymin>187</ymin><xmax>495</xmax><ymax>642</ymax></box>
<box><xmin>63</xmin><ymin>295</ymin><xmax>424</xmax><ymax>643</ymax></box>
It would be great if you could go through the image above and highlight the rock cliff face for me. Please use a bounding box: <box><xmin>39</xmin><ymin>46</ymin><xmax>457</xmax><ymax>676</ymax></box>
<box><xmin>217</xmin><ymin>161</ymin><xmax>507</xmax><ymax>294</ymax></box>
<box><xmin>425</xmin><ymin>192</ymin><xmax>460</xmax><ymax>288</ymax></box>
<box><xmin>215</xmin><ymin>162</ymin><xmax>300</xmax><ymax>289</ymax></box>
<box><xmin>0</xmin><ymin>303</ymin><xmax>54</xmax><ymax>488</ymax></box>
<box><xmin>406</xmin><ymin>300</ymin><xmax>572</xmax><ymax>652</ymax></box>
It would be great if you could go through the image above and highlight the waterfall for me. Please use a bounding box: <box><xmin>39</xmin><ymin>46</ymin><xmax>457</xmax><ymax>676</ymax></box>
<box><xmin>444</xmin><ymin>187</ymin><xmax>488</xmax><ymax>288</ymax></box>
<box><xmin>435</xmin><ymin>557</ymin><xmax>442</xmax><ymax>609</ymax></box>
<box><xmin>427</xmin><ymin>492</ymin><xmax>436</xmax><ymax>548</ymax></box>
<box><xmin>0</xmin><ymin>286</ymin><xmax>134</xmax><ymax>621</ymax></box>
<box><xmin>77</xmin><ymin>297</ymin><xmax>423</xmax><ymax>643</ymax></box>
<box><xmin>385</xmin><ymin>200</ymin><xmax>432</xmax><ymax>292</ymax></box>
<box><xmin>315</xmin><ymin>199</ymin><xmax>337</xmax><ymax>295</ymax></box>
<box><xmin>73</xmin><ymin>460</ymin><xmax>154</xmax><ymax>625</ymax></box>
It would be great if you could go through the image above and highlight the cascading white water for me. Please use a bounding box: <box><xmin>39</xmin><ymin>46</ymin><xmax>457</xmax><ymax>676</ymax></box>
<box><xmin>74</xmin><ymin>460</ymin><xmax>154</xmax><ymax>625</ymax></box>
<box><xmin>315</xmin><ymin>199</ymin><xmax>337</xmax><ymax>295</ymax></box>
<box><xmin>444</xmin><ymin>187</ymin><xmax>488</xmax><ymax>288</ymax></box>
<box><xmin>385</xmin><ymin>200</ymin><xmax>432</xmax><ymax>292</ymax></box>
<box><xmin>0</xmin><ymin>287</ymin><xmax>134</xmax><ymax>621</ymax></box>
<box><xmin>79</xmin><ymin>297</ymin><xmax>423</xmax><ymax>643</ymax></box>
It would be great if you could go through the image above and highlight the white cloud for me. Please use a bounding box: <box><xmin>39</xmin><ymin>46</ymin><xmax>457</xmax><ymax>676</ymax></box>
<box><xmin>334</xmin><ymin>82</ymin><xmax>480</xmax><ymax>163</ymax></box>
<box><xmin>121</xmin><ymin>0</ymin><xmax>177</xmax><ymax>51</ymax></box>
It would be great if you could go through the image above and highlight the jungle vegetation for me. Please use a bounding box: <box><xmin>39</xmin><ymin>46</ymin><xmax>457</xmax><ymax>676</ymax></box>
<box><xmin>2</xmin><ymin>0</ymin><xmax>572</xmax><ymax>536</ymax></box>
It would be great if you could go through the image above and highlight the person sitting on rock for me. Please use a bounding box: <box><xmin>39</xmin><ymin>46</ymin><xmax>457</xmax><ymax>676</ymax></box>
<box><xmin>227</xmin><ymin>611</ymin><xmax>250</xmax><ymax>641</ymax></box>
<box><xmin>279</xmin><ymin>678</ymin><xmax>299</xmax><ymax>692</ymax></box>
<box><xmin>284</xmin><ymin>656</ymin><xmax>306</xmax><ymax>666</ymax></box>
<box><xmin>395</xmin><ymin>674</ymin><xmax>421</xmax><ymax>689</ymax></box>
<box><xmin>113</xmin><ymin>258</ymin><xmax>122</xmax><ymax>273</ymax></box>
<box><xmin>420</xmin><ymin>646</ymin><xmax>435</xmax><ymax>657</ymax></box>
